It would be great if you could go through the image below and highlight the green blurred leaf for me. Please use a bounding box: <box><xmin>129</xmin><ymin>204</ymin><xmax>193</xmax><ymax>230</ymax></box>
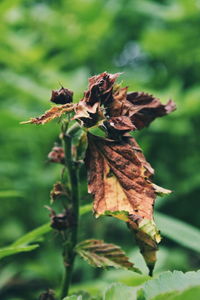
<box><xmin>167</xmin><ymin>286</ymin><xmax>200</xmax><ymax>300</ymax></box>
<box><xmin>0</xmin><ymin>244</ymin><xmax>39</xmax><ymax>260</ymax></box>
<box><xmin>11</xmin><ymin>203</ymin><xmax>92</xmax><ymax>248</ymax></box>
<box><xmin>80</xmin><ymin>203</ymin><xmax>92</xmax><ymax>216</ymax></box>
<box><xmin>0</xmin><ymin>190</ymin><xmax>24</xmax><ymax>198</ymax></box>
<box><xmin>155</xmin><ymin>212</ymin><xmax>200</xmax><ymax>252</ymax></box>
<box><xmin>142</xmin><ymin>270</ymin><xmax>200</xmax><ymax>300</ymax></box>
<box><xmin>63</xmin><ymin>296</ymin><xmax>82</xmax><ymax>300</ymax></box>
<box><xmin>63</xmin><ymin>290</ymin><xmax>98</xmax><ymax>300</ymax></box>
<box><xmin>150</xmin><ymin>286</ymin><xmax>200</xmax><ymax>300</ymax></box>
<box><xmin>103</xmin><ymin>283</ymin><xmax>137</xmax><ymax>300</ymax></box>
<box><xmin>12</xmin><ymin>223</ymin><xmax>51</xmax><ymax>247</ymax></box>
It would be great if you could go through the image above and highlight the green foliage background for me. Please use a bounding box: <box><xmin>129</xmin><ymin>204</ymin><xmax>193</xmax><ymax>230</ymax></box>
<box><xmin>0</xmin><ymin>0</ymin><xmax>200</xmax><ymax>299</ymax></box>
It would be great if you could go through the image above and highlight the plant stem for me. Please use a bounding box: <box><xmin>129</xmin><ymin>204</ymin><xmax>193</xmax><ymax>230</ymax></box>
<box><xmin>60</xmin><ymin>132</ymin><xmax>79</xmax><ymax>299</ymax></box>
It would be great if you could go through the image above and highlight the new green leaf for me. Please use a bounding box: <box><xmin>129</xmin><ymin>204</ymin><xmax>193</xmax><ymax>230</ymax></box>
<box><xmin>142</xmin><ymin>270</ymin><xmax>200</xmax><ymax>300</ymax></box>
<box><xmin>0</xmin><ymin>245</ymin><xmax>39</xmax><ymax>260</ymax></box>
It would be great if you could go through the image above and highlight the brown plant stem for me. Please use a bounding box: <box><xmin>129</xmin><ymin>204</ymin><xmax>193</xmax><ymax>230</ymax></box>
<box><xmin>60</xmin><ymin>130</ymin><xmax>79</xmax><ymax>299</ymax></box>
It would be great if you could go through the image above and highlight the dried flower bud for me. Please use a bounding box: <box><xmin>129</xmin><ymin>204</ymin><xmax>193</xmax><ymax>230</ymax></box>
<box><xmin>39</xmin><ymin>289</ymin><xmax>56</xmax><ymax>300</ymax></box>
<box><xmin>48</xmin><ymin>208</ymin><xmax>70</xmax><ymax>231</ymax></box>
<box><xmin>50</xmin><ymin>182</ymin><xmax>69</xmax><ymax>203</ymax></box>
<box><xmin>48</xmin><ymin>146</ymin><xmax>65</xmax><ymax>164</ymax></box>
<box><xmin>50</xmin><ymin>87</ymin><xmax>73</xmax><ymax>104</ymax></box>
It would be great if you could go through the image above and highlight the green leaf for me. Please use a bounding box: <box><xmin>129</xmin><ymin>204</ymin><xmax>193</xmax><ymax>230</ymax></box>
<box><xmin>142</xmin><ymin>270</ymin><xmax>200</xmax><ymax>300</ymax></box>
<box><xmin>155</xmin><ymin>212</ymin><xmax>200</xmax><ymax>252</ymax></box>
<box><xmin>149</xmin><ymin>286</ymin><xmax>200</xmax><ymax>300</ymax></box>
<box><xmin>103</xmin><ymin>283</ymin><xmax>138</xmax><ymax>300</ymax></box>
<box><xmin>0</xmin><ymin>245</ymin><xmax>39</xmax><ymax>260</ymax></box>
<box><xmin>63</xmin><ymin>291</ymin><xmax>98</xmax><ymax>300</ymax></box>
<box><xmin>167</xmin><ymin>286</ymin><xmax>200</xmax><ymax>300</ymax></box>
<box><xmin>87</xmin><ymin>125</ymin><xmax>107</xmax><ymax>138</ymax></box>
<box><xmin>12</xmin><ymin>223</ymin><xmax>51</xmax><ymax>247</ymax></box>
<box><xmin>80</xmin><ymin>204</ymin><xmax>92</xmax><ymax>216</ymax></box>
<box><xmin>0</xmin><ymin>190</ymin><xmax>24</xmax><ymax>198</ymax></box>
<box><xmin>63</xmin><ymin>296</ymin><xmax>82</xmax><ymax>300</ymax></box>
<box><xmin>76</xmin><ymin>239</ymin><xmax>141</xmax><ymax>273</ymax></box>
<box><xmin>12</xmin><ymin>204</ymin><xmax>92</xmax><ymax>247</ymax></box>
<box><xmin>0</xmin><ymin>204</ymin><xmax>92</xmax><ymax>260</ymax></box>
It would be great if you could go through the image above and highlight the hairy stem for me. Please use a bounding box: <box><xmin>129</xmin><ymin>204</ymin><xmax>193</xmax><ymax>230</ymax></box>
<box><xmin>60</xmin><ymin>132</ymin><xmax>79</xmax><ymax>299</ymax></box>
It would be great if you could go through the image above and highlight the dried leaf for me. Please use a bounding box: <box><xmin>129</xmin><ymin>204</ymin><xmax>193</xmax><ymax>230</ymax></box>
<box><xmin>74</xmin><ymin>72</ymin><xmax>119</xmax><ymax>127</ymax></box>
<box><xmin>152</xmin><ymin>183</ymin><xmax>172</xmax><ymax>196</ymax></box>
<box><xmin>86</xmin><ymin>72</ymin><xmax>120</xmax><ymax>105</ymax></box>
<box><xmin>106</xmin><ymin>116</ymin><xmax>136</xmax><ymax>133</ymax></box>
<box><xmin>126</xmin><ymin>92</ymin><xmax>176</xmax><ymax>130</ymax></box>
<box><xmin>85</xmin><ymin>134</ymin><xmax>167</xmax><ymax>274</ymax></box>
<box><xmin>74</xmin><ymin>72</ymin><xmax>176</xmax><ymax>134</ymax></box>
<box><xmin>76</xmin><ymin>239</ymin><xmax>141</xmax><ymax>273</ymax></box>
<box><xmin>86</xmin><ymin>134</ymin><xmax>155</xmax><ymax>219</ymax></box>
<box><xmin>73</xmin><ymin>102</ymin><xmax>100</xmax><ymax>127</ymax></box>
<box><xmin>21</xmin><ymin>103</ymin><xmax>74</xmax><ymax>125</ymax></box>
<box><xmin>109</xmin><ymin>88</ymin><xmax>176</xmax><ymax>131</ymax></box>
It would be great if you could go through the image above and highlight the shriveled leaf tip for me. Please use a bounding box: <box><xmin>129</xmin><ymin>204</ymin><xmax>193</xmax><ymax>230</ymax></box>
<box><xmin>21</xmin><ymin>103</ymin><xmax>75</xmax><ymax>125</ymax></box>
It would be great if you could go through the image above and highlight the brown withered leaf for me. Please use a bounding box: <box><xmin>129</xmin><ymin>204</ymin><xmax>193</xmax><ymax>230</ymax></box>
<box><xmin>76</xmin><ymin>239</ymin><xmax>141</xmax><ymax>273</ymax></box>
<box><xmin>73</xmin><ymin>72</ymin><xmax>176</xmax><ymax>133</ymax></box>
<box><xmin>86</xmin><ymin>72</ymin><xmax>120</xmax><ymax>105</ymax></box>
<box><xmin>73</xmin><ymin>101</ymin><xmax>100</xmax><ymax>127</ymax></box>
<box><xmin>74</xmin><ymin>72</ymin><xmax>120</xmax><ymax>127</ymax></box>
<box><xmin>86</xmin><ymin>134</ymin><xmax>155</xmax><ymax>219</ymax></box>
<box><xmin>21</xmin><ymin>103</ymin><xmax>74</xmax><ymax>125</ymax></box>
<box><xmin>85</xmin><ymin>134</ymin><xmax>169</xmax><ymax>274</ymax></box>
<box><xmin>106</xmin><ymin>116</ymin><xmax>136</xmax><ymax>135</ymax></box>
<box><xmin>126</xmin><ymin>92</ymin><xmax>176</xmax><ymax>130</ymax></box>
<box><xmin>108</xmin><ymin>88</ymin><xmax>176</xmax><ymax>131</ymax></box>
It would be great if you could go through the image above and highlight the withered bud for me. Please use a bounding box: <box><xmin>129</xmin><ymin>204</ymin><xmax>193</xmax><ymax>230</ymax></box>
<box><xmin>48</xmin><ymin>146</ymin><xmax>65</xmax><ymax>164</ymax></box>
<box><xmin>50</xmin><ymin>182</ymin><xmax>69</xmax><ymax>203</ymax></box>
<box><xmin>50</xmin><ymin>87</ymin><xmax>73</xmax><ymax>104</ymax></box>
<box><xmin>48</xmin><ymin>209</ymin><xmax>70</xmax><ymax>231</ymax></box>
<box><xmin>39</xmin><ymin>289</ymin><xmax>56</xmax><ymax>300</ymax></box>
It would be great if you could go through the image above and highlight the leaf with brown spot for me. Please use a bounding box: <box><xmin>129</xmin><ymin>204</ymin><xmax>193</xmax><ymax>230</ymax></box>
<box><xmin>85</xmin><ymin>133</ymin><xmax>168</xmax><ymax>274</ymax></box>
<box><xmin>76</xmin><ymin>239</ymin><xmax>141</xmax><ymax>273</ymax></box>
<box><xmin>21</xmin><ymin>103</ymin><xmax>75</xmax><ymax>125</ymax></box>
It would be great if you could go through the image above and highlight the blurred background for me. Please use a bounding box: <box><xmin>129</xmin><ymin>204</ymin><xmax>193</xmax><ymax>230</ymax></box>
<box><xmin>0</xmin><ymin>0</ymin><xmax>200</xmax><ymax>299</ymax></box>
